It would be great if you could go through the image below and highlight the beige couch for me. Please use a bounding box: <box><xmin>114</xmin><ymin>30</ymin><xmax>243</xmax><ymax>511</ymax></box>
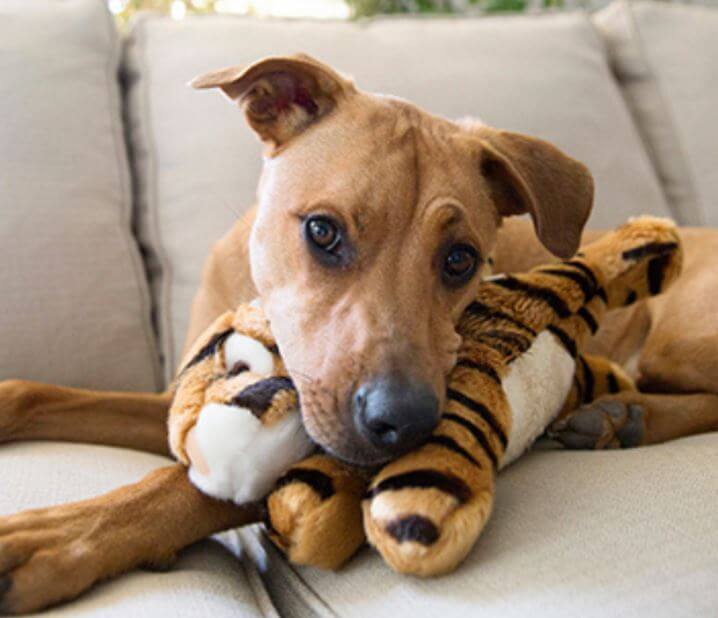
<box><xmin>1</xmin><ymin>1</ymin><xmax>717</xmax><ymax>615</ymax></box>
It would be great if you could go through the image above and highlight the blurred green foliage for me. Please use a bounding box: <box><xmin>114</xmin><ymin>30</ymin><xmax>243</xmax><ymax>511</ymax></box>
<box><xmin>346</xmin><ymin>0</ymin><xmax>567</xmax><ymax>16</ymax></box>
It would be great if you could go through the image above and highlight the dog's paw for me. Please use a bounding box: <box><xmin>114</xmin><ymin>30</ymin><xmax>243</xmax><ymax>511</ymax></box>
<box><xmin>265</xmin><ymin>455</ymin><xmax>367</xmax><ymax>570</ymax></box>
<box><xmin>362</xmin><ymin>466</ymin><xmax>494</xmax><ymax>577</ymax></box>
<box><xmin>0</xmin><ymin>380</ymin><xmax>33</xmax><ymax>444</ymax></box>
<box><xmin>0</xmin><ymin>503</ymin><xmax>143</xmax><ymax>614</ymax></box>
<box><xmin>548</xmin><ymin>398</ymin><xmax>645</xmax><ymax>449</ymax></box>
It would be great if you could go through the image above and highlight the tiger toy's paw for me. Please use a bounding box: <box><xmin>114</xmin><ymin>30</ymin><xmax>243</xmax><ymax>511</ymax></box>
<box><xmin>548</xmin><ymin>398</ymin><xmax>645</xmax><ymax>450</ymax></box>
<box><xmin>265</xmin><ymin>455</ymin><xmax>368</xmax><ymax>570</ymax></box>
<box><xmin>169</xmin><ymin>307</ymin><xmax>314</xmax><ymax>504</ymax></box>
<box><xmin>362</xmin><ymin>455</ymin><xmax>495</xmax><ymax>576</ymax></box>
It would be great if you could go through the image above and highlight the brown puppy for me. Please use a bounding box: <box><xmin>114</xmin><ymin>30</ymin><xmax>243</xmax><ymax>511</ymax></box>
<box><xmin>0</xmin><ymin>55</ymin><xmax>717</xmax><ymax>613</ymax></box>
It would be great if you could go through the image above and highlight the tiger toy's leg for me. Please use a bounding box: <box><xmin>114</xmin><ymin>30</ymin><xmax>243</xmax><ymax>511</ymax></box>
<box><xmin>548</xmin><ymin>353</ymin><xmax>641</xmax><ymax>449</ymax></box>
<box><xmin>362</xmin><ymin>358</ymin><xmax>507</xmax><ymax>576</ymax></box>
<box><xmin>265</xmin><ymin>454</ymin><xmax>368</xmax><ymax>569</ymax></box>
<box><xmin>362</xmin><ymin>442</ymin><xmax>496</xmax><ymax>576</ymax></box>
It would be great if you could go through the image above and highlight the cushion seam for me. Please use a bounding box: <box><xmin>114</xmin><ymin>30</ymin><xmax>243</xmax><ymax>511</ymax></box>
<box><xmin>101</xmin><ymin>0</ymin><xmax>163</xmax><ymax>391</ymax></box>
<box><xmin>621</xmin><ymin>0</ymin><xmax>704</xmax><ymax>225</ymax></box>
<box><xmin>135</xmin><ymin>16</ymin><xmax>177</xmax><ymax>386</ymax></box>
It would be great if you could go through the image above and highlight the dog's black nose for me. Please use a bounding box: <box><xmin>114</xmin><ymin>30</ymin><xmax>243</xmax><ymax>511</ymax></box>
<box><xmin>353</xmin><ymin>374</ymin><xmax>440</xmax><ymax>456</ymax></box>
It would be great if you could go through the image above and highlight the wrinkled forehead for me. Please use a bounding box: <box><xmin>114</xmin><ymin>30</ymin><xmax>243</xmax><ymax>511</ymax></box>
<box><xmin>260</xmin><ymin>95</ymin><xmax>482</xmax><ymax>216</ymax></box>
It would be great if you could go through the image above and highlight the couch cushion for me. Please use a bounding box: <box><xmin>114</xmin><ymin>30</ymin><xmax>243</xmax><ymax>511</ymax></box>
<box><xmin>246</xmin><ymin>433</ymin><xmax>718</xmax><ymax>617</ymax></box>
<box><xmin>0</xmin><ymin>442</ymin><xmax>265</xmax><ymax>617</ymax></box>
<box><xmin>0</xmin><ymin>0</ymin><xmax>161</xmax><ymax>391</ymax></box>
<box><xmin>594</xmin><ymin>1</ymin><xmax>718</xmax><ymax>226</ymax></box>
<box><xmin>123</xmin><ymin>12</ymin><xmax>672</xmax><ymax>382</ymax></box>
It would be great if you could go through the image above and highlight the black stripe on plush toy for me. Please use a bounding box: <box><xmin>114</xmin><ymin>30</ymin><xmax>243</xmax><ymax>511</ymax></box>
<box><xmin>622</xmin><ymin>241</ymin><xmax>678</xmax><ymax>262</ymax></box>
<box><xmin>274</xmin><ymin>467</ymin><xmax>335</xmax><ymax>500</ymax></box>
<box><xmin>367</xmin><ymin>469</ymin><xmax>472</xmax><ymax>503</ymax></box>
<box><xmin>464</xmin><ymin>301</ymin><xmax>537</xmax><ymax>336</ymax></box>
<box><xmin>385</xmin><ymin>515</ymin><xmax>439</xmax><ymax>545</ymax></box>
<box><xmin>477</xmin><ymin>330</ymin><xmax>532</xmax><ymax>355</ymax></box>
<box><xmin>624</xmin><ymin>290</ymin><xmax>638</xmax><ymax>306</ymax></box>
<box><xmin>563</xmin><ymin>260</ymin><xmax>599</xmax><ymax>289</ymax></box>
<box><xmin>491</xmin><ymin>276</ymin><xmax>572</xmax><ymax>319</ymax></box>
<box><xmin>425</xmin><ymin>435</ymin><xmax>482</xmax><ymax>468</ymax></box>
<box><xmin>456</xmin><ymin>358</ymin><xmax>501</xmax><ymax>384</ymax></box>
<box><xmin>442</xmin><ymin>413</ymin><xmax>499</xmax><ymax>468</ymax></box>
<box><xmin>579</xmin><ymin>356</ymin><xmax>595</xmax><ymax>403</ymax></box>
<box><xmin>546</xmin><ymin>324</ymin><xmax>578</xmax><ymax>358</ymax></box>
<box><xmin>446</xmin><ymin>388</ymin><xmax>508</xmax><ymax>448</ymax></box>
<box><xmin>540</xmin><ymin>267</ymin><xmax>596</xmax><ymax>300</ymax></box>
<box><xmin>578</xmin><ymin>307</ymin><xmax>599</xmax><ymax>334</ymax></box>
<box><xmin>647</xmin><ymin>254</ymin><xmax>672</xmax><ymax>295</ymax></box>
<box><xmin>607</xmin><ymin>372</ymin><xmax>620</xmax><ymax>394</ymax></box>
<box><xmin>184</xmin><ymin>329</ymin><xmax>234</xmax><ymax>371</ymax></box>
<box><xmin>231</xmin><ymin>376</ymin><xmax>295</xmax><ymax>418</ymax></box>
<box><xmin>572</xmin><ymin>373</ymin><xmax>584</xmax><ymax>403</ymax></box>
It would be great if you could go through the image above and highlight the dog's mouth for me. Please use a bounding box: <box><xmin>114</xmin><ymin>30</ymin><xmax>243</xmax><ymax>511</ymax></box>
<box><xmin>317</xmin><ymin>439</ymin><xmax>395</xmax><ymax>469</ymax></box>
<box><xmin>296</xmin><ymin>403</ymin><xmax>394</xmax><ymax>468</ymax></box>
<box><xmin>299</xmin><ymin>406</ymin><xmax>428</xmax><ymax>469</ymax></box>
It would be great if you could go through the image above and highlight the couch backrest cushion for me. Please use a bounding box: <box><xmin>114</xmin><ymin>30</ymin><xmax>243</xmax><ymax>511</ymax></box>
<box><xmin>0</xmin><ymin>0</ymin><xmax>161</xmax><ymax>391</ymax></box>
<box><xmin>124</xmin><ymin>12</ymin><xmax>672</xmax><ymax>382</ymax></box>
<box><xmin>595</xmin><ymin>1</ymin><xmax>718</xmax><ymax>226</ymax></box>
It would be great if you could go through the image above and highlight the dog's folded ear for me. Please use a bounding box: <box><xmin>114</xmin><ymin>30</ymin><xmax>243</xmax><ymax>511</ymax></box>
<box><xmin>476</xmin><ymin>129</ymin><xmax>594</xmax><ymax>259</ymax></box>
<box><xmin>191</xmin><ymin>54</ymin><xmax>354</xmax><ymax>151</ymax></box>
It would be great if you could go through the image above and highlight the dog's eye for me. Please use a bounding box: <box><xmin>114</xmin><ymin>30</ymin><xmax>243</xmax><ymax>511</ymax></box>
<box><xmin>305</xmin><ymin>216</ymin><xmax>340</xmax><ymax>251</ymax></box>
<box><xmin>443</xmin><ymin>244</ymin><xmax>478</xmax><ymax>287</ymax></box>
<box><xmin>303</xmin><ymin>215</ymin><xmax>351</xmax><ymax>267</ymax></box>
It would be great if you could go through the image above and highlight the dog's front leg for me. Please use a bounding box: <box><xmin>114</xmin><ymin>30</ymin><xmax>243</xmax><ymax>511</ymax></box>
<box><xmin>0</xmin><ymin>379</ymin><xmax>171</xmax><ymax>455</ymax></box>
<box><xmin>0</xmin><ymin>464</ymin><xmax>260</xmax><ymax>614</ymax></box>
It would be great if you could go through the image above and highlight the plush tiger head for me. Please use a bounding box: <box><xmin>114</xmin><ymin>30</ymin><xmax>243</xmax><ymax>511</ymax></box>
<box><xmin>167</xmin><ymin>303</ymin><xmax>314</xmax><ymax>504</ymax></box>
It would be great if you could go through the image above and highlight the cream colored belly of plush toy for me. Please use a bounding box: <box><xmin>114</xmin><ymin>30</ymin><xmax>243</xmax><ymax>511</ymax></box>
<box><xmin>501</xmin><ymin>330</ymin><xmax>576</xmax><ymax>468</ymax></box>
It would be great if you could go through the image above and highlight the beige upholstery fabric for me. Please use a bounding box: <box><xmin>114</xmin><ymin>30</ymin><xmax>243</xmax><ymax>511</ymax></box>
<box><xmin>123</xmin><ymin>12</ymin><xmax>671</xmax><ymax>382</ymax></box>
<box><xmin>0</xmin><ymin>443</ymin><xmax>264</xmax><ymax>617</ymax></box>
<box><xmin>594</xmin><ymin>1</ymin><xmax>718</xmax><ymax>226</ymax></box>
<box><xmin>0</xmin><ymin>0</ymin><xmax>161</xmax><ymax>391</ymax></box>
<box><xmin>248</xmin><ymin>433</ymin><xmax>718</xmax><ymax>618</ymax></box>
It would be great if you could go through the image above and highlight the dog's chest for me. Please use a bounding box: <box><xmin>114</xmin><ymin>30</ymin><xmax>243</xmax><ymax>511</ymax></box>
<box><xmin>500</xmin><ymin>330</ymin><xmax>575</xmax><ymax>468</ymax></box>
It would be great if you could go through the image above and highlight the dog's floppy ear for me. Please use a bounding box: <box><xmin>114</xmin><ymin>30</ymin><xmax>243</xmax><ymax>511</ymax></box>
<box><xmin>191</xmin><ymin>54</ymin><xmax>354</xmax><ymax>151</ymax></box>
<box><xmin>476</xmin><ymin>128</ymin><xmax>594</xmax><ymax>259</ymax></box>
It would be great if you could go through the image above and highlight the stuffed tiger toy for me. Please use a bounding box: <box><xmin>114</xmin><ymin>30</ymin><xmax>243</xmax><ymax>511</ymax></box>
<box><xmin>167</xmin><ymin>216</ymin><xmax>682</xmax><ymax>576</ymax></box>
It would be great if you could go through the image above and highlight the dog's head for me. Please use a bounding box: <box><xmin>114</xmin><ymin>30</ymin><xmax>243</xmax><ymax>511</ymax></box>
<box><xmin>192</xmin><ymin>55</ymin><xmax>593</xmax><ymax>466</ymax></box>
